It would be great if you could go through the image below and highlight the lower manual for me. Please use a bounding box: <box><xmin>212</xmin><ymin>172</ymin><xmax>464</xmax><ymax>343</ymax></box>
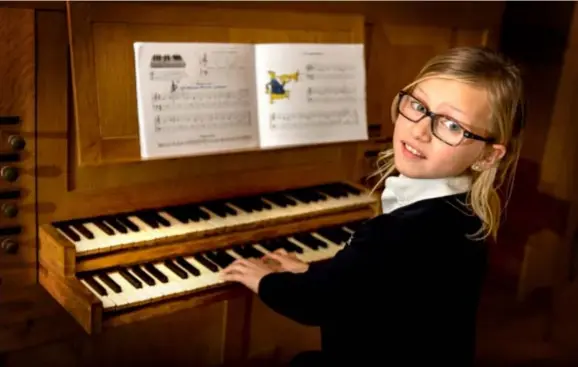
<box><xmin>79</xmin><ymin>220</ymin><xmax>362</xmax><ymax>312</ymax></box>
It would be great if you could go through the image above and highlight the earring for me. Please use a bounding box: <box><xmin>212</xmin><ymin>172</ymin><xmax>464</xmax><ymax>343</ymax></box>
<box><xmin>471</xmin><ymin>163</ymin><xmax>482</xmax><ymax>172</ymax></box>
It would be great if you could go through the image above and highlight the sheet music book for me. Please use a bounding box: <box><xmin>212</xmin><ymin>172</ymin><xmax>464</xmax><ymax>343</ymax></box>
<box><xmin>133</xmin><ymin>42</ymin><xmax>368</xmax><ymax>160</ymax></box>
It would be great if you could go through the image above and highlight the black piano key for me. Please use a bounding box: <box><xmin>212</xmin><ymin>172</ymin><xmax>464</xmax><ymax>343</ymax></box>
<box><xmin>229</xmin><ymin>198</ymin><xmax>254</xmax><ymax>213</ymax></box>
<box><xmin>336</xmin><ymin>182</ymin><xmax>361</xmax><ymax>195</ymax></box>
<box><xmin>165</xmin><ymin>207</ymin><xmax>191</xmax><ymax>224</ymax></box>
<box><xmin>317</xmin><ymin>184</ymin><xmax>349</xmax><ymax>199</ymax></box>
<box><xmin>117</xmin><ymin>216</ymin><xmax>140</xmax><ymax>232</ymax></box>
<box><xmin>203</xmin><ymin>201</ymin><xmax>234</xmax><ymax>218</ymax></box>
<box><xmin>104</xmin><ymin>217</ymin><xmax>128</xmax><ymax>234</ymax></box>
<box><xmin>84</xmin><ymin>276</ymin><xmax>107</xmax><ymax>296</ymax></box>
<box><xmin>289</xmin><ymin>188</ymin><xmax>326</xmax><ymax>203</ymax></box>
<box><xmin>263</xmin><ymin>193</ymin><xmax>297</xmax><ymax>207</ymax></box>
<box><xmin>262</xmin><ymin>194</ymin><xmax>286</xmax><ymax>208</ymax></box>
<box><xmin>256</xmin><ymin>198</ymin><xmax>272</xmax><ymax>210</ymax></box>
<box><xmin>151</xmin><ymin>212</ymin><xmax>171</xmax><ymax>227</ymax></box>
<box><xmin>55</xmin><ymin>224</ymin><xmax>81</xmax><ymax>242</ymax></box>
<box><xmin>136</xmin><ymin>212</ymin><xmax>160</xmax><ymax>229</ymax></box>
<box><xmin>245</xmin><ymin>245</ymin><xmax>265</xmax><ymax>258</ymax></box>
<box><xmin>164</xmin><ymin>259</ymin><xmax>188</xmax><ymax>279</ymax></box>
<box><xmin>279</xmin><ymin>238</ymin><xmax>304</xmax><ymax>253</ymax></box>
<box><xmin>232</xmin><ymin>245</ymin><xmax>250</xmax><ymax>258</ymax></box>
<box><xmin>260</xmin><ymin>239</ymin><xmax>281</xmax><ymax>252</ymax></box>
<box><xmin>93</xmin><ymin>219</ymin><xmax>115</xmax><ymax>235</ymax></box>
<box><xmin>194</xmin><ymin>254</ymin><xmax>219</xmax><ymax>273</ymax></box>
<box><xmin>205</xmin><ymin>251</ymin><xmax>225</xmax><ymax>268</ymax></box>
<box><xmin>293</xmin><ymin>233</ymin><xmax>319</xmax><ymax>250</ymax></box>
<box><xmin>317</xmin><ymin>227</ymin><xmax>349</xmax><ymax>245</ymax></box>
<box><xmin>131</xmin><ymin>266</ymin><xmax>155</xmax><ymax>286</ymax></box>
<box><xmin>98</xmin><ymin>273</ymin><xmax>122</xmax><ymax>293</ymax></box>
<box><xmin>308</xmin><ymin>233</ymin><xmax>329</xmax><ymax>248</ymax></box>
<box><xmin>194</xmin><ymin>207</ymin><xmax>211</xmax><ymax>220</ymax></box>
<box><xmin>71</xmin><ymin>222</ymin><xmax>94</xmax><ymax>239</ymax></box>
<box><xmin>119</xmin><ymin>269</ymin><xmax>142</xmax><ymax>289</ymax></box>
<box><xmin>175</xmin><ymin>257</ymin><xmax>201</xmax><ymax>276</ymax></box>
<box><xmin>206</xmin><ymin>250</ymin><xmax>235</xmax><ymax>268</ymax></box>
<box><xmin>144</xmin><ymin>263</ymin><xmax>168</xmax><ymax>283</ymax></box>
<box><xmin>232</xmin><ymin>244</ymin><xmax>263</xmax><ymax>258</ymax></box>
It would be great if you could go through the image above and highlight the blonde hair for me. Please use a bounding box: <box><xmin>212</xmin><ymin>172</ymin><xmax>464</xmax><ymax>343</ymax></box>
<box><xmin>373</xmin><ymin>46</ymin><xmax>525</xmax><ymax>241</ymax></box>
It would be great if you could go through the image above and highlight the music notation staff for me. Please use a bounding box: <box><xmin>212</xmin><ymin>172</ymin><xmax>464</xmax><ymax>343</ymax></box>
<box><xmin>304</xmin><ymin>62</ymin><xmax>356</xmax><ymax>81</ymax></box>
<box><xmin>52</xmin><ymin>182</ymin><xmax>370</xmax><ymax>256</ymax></box>
<box><xmin>305</xmin><ymin>63</ymin><xmax>355</xmax><ymax>73</ymax></box>
<box><xmin>78</xmin><ymin>220</ymin><xmax>363</xmax><ymax>311</ymax></box>
<box><xmin>151</xmin><ymin>89</ymin><xmax>250</xmax><ymax>112</ymax></box>
<box><xmin>270</xmin><ymin>109</ymin><xmax>359</xmax><ymax>129</ymax></box>
<box><xmin>306</xmin><ymin>85</ymin><xmax>357</xmax><ymax>104</ymax></box>
<box><xmin>153</xmin><ymin>110</ymin><xmax>252</xmax><ymax>133</ymax></box>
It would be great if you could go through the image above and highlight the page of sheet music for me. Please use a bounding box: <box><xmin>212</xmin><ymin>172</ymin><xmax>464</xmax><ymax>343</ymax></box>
<box><xmin>254</xmin><ymin>43</ymin><xmax>368</xmax><ymax>149</ymax></box>
<box><xmin>134</xmin><ymin>42</ymin><xmax>259</xmax><ymax>159</ymax></box>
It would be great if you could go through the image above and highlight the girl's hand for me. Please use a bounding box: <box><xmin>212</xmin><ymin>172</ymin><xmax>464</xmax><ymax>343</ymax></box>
<box><xmin>263</xmin><ymin>249</ymin><xmax>309</xmax><ymax>274</ymax></box>
<box><xmin>221</xmin><ymin>258</ymin><xmax>275</xmax><ymax>293</ymax></box>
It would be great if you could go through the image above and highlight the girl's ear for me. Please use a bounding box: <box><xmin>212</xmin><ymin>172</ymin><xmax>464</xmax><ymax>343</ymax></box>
<box><xmin>472</xmin><ymin>144</ymin><xmax>506</xmax><ymax>171</ymax></box>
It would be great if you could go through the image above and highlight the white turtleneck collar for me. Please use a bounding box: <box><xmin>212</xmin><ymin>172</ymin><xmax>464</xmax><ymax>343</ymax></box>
<box><xmin>381</xmin><ymin>174</ymin><xmax>472</xmax><ymax>214</ymax></box>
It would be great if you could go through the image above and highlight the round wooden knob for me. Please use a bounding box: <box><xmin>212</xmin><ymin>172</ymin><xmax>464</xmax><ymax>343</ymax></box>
<box><xmin>1</xmin><ymin>203</ymin><xmax>17</xmax><ymax>218</ymax></box>
<box><xmin>1</xmin><ymin>238</ymin><xmax>18</xmax><ymax>254</ymax></box>
<box><xmin>8</xmin><ymin>135</ymin><xmax>25</xmax><ymax>151</ymax></box>
<box><xmin>1</xmin><ymin>166</ymin><xmax>18</xmax><ymax>182</ymax></box>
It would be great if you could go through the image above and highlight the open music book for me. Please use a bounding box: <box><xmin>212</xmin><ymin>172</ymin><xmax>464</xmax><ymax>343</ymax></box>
<box><xmin>134</xmin><ymin>42</ymin><xmax>368</xmax><ymax>160</ymax></box>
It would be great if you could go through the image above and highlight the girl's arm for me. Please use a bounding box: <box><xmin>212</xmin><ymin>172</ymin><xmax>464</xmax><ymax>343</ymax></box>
<box><xmin>257</xmin><ymin>241</ymin><xmax>369</xmax><ymax>326</ymax></box>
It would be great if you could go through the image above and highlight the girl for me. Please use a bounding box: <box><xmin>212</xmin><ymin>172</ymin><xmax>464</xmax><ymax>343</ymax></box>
<box><xmin>221</xmin><ymin>46</ymin><xmax>525</xmax><ymax>366</ymax></box>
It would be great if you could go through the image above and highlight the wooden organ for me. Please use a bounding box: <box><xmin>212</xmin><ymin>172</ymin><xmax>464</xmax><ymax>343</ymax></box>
<box><xmin>0</xmin><ymin>1</ymin><xmax>505</xmax><ymax>366</ymax></box>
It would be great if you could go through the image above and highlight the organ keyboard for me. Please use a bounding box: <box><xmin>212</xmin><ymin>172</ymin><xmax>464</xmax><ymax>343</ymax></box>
<box><xmin>38</xmin><ymin>181</ymin><xmax>379</xmax><ymax>334</ymax></box>
<box><xmin>80</xmin><ymin>221</ymin><xmax>360</xmax><ymax>312</ymax></box>
<box><xmin>51</xmin><ymin>182</ymin><xmax>374</xmax><ymax>256</ymax></box>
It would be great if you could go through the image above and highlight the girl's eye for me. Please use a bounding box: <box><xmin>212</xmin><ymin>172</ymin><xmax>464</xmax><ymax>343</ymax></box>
<box><xmin>442</xmin><ymin>119</ymin><xmax>462</xmax><ymax>133</ymax></box>
<box><xmin>410</xmin><ymin>101</ymin><xmax>426</xmax><ymax>113</ymax></box>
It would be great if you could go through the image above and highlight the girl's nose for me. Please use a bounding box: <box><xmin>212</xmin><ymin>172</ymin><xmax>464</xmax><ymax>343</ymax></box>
<box><xmin>411</xmin><ymin>118</ymin><xmax>432</xmax><ymax>142</ymax></box>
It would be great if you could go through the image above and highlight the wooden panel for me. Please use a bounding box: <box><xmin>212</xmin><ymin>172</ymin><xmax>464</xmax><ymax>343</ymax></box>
<box><xmin>0</xmin><ymin>8</ymin><xmax>36</xmax><ymax>290</ymax></box>
<box><xmin>68</xmin><ymin>2</ymin><xmax>364</xmax><ymax>165</ymax></box>
<box><xmin>32</xmin><ymin>2</ymin><xmax>364</xmax><ymax>223</ymax></box>
<box><xmin>360</xmin><ymin>23</ymin><xmax>492</xmax><ymax>146</ymax></box>
<box><xmin>539</xmin><ymin>48</ymin><xmax>578</xmax><ymax>200</ymax></box>
<box><xmin>248</xmin><ymin>296</ymin><xmax>321</xmax><ymax>364</ymax></box>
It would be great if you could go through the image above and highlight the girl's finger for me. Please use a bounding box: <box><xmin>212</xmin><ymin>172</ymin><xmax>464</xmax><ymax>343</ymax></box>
<box><xmin>220</xmin><ymin>272</ymin><xmax>245</xmax><ymax>283</ymax></box>
<box><xmin>222</xmin><ymin>263</ymin><xmax>249</xmax><ymax>275</ymax></box>
<box><xmin>267</xmin><ymin>252</ymin><xmax>297</xmax><ymax>264</ymax></box>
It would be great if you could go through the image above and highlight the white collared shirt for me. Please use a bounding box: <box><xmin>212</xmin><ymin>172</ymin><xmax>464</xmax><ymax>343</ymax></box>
<box><xmin>381</xmin><ymin>174</ymin><xmax>472</xmax><ymax>214</ymax></box>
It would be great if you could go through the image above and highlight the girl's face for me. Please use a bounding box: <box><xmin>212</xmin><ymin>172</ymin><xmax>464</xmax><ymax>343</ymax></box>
<box><xmin>392</xmin><ymin>77</ymin><xmax>506</xmax><ymax>179</ymax></box>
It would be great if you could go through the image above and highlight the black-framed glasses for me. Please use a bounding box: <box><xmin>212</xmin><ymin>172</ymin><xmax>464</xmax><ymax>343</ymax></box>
<box><xmin>396</xmin><ymin>91</ymin><xmax>495</xmax><ymax>146</ymax></box>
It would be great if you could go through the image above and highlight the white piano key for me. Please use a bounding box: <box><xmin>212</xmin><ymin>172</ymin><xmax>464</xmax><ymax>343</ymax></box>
<box><xmin>138</xmin><ymin>265</ymin><xmax>173</xmax><ymax>299</ymax></box>
<box><xmin>155</xmin><ymin>262</ymin><xmax>187</xmax><ymax>295</ymax></box>
<box><xmin>142</xmin><ymin>264</ymin><xmax>182</xmax><ymax>299</ymax></box>
<box><xmin>183</xmin><ymin>256</ymin><xmax>222</xmax><ymax>287</ymax></box>
<box><xmin>80</xmin><ymin>279</ymin><xmax>116</xmax><ymax>310</ymax></box>
<box><xmin>126</xmin><ymin>268</ymin><xmax>164</xmax><ymax>303</ymax></box>
<box><xmin>108</xmin><ymin>271</ymin><xmax>150</xmax><ymax>307</ymax></box>
<box><xmin>93</xmin><ymin>275</ymin><xmax>131</xmax><ymax>308</ymax></box>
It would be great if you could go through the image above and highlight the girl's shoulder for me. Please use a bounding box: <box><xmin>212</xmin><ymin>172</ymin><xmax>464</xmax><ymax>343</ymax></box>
<box><xmin>353</xmin><ymin>192</ymin><xmax>482</xmax><ymax>246</ymax></box>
